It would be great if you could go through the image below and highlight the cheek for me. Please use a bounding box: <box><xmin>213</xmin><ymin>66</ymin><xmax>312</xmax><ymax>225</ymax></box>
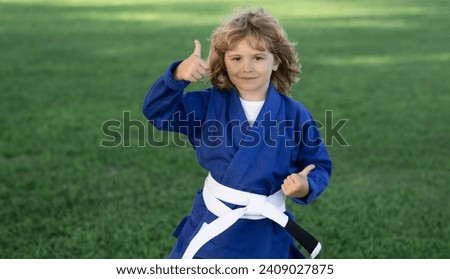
<box><xmin>262</xmin><ymin>64</ymin><xmax>275</xmax><ymax>76</ymax></box>
<box><xmin>223</xmin><ymin>61</ymin><xmax>231</xmax><ymax>73</ymax></box>
<box><xmin>225</xmin><ymin>64</ymin><xmax>238</xmax><ymax>76</ymax></box>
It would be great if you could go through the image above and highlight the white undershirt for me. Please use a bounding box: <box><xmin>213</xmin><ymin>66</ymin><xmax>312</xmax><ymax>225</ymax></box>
<box><xmin>239</xmin><ymin>97</ymin><xmax>265</xmax><ymax>126</ymax></box>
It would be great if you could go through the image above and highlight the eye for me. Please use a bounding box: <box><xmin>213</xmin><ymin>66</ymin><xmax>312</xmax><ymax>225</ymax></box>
<box><xmin>231</xmin><ymin>57</ymin><xmax>241</xmax><ymax>61</ymax></box>
<box><xmin>254</xmin><ymin>56</ymin><xmax>265</xmax><ymax>61</ymax></box>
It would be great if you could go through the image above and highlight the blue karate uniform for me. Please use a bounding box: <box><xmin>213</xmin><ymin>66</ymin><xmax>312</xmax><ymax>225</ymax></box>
<box><xmin>143</xmin><ymin>61</ymin><xmax>332</xmax><ymax>259</ymax></box>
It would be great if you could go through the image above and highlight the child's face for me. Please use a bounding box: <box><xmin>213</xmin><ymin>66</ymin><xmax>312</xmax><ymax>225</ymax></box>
<box><xmin>224</xmin><ymin>38</ymin><xmax>278</xmax><ymax>100</ymax></box>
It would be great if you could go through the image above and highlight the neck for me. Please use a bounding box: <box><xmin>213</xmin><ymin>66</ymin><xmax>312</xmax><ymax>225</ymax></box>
<box><xmin>237</xmin><ymin>89</ymin><xmax>268</xmax><ymax>101</ymax></box>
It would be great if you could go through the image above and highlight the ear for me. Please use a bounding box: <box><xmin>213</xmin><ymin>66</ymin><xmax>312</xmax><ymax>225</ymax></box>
<box><xmin>273</xmin><ymin>56</ymin><xmax>281</xmax><ymax>71</ymax></box>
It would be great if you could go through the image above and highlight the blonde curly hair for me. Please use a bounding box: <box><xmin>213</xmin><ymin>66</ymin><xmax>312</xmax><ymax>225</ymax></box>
<box><xmin>208</xmin><ymin>8</ymin><xmax>301</xmax><ymax>94</ymax></box>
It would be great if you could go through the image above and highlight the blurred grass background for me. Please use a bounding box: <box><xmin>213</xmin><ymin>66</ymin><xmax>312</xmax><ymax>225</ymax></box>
<box><xmin>0</xmin><ymin>0</ymin><xmax>449</xmax><ymax>258</ymax></box>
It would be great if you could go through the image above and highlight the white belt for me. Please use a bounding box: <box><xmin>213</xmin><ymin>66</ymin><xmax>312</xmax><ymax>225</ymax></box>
<box><xmin>182</xmin><ymin>173</ymin><xmax>289</xmax><ymax>259</ymax></box>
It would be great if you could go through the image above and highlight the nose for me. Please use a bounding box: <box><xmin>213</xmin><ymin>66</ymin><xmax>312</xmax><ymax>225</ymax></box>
<box><xmin>242</xmin><ymin>58</ymin><xmax>253</xmax><ymax>72</ymax></box>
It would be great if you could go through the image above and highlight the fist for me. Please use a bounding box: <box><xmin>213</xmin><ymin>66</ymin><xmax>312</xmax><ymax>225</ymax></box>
<box><xmin>281</xmin><ymin>164</ymin><xmax>315</xmax><ymax>198</ymax></box>
<box><xmin>174</xmin><ymin>39</ymin><xmax>209</xmax><ymax>82</ymax></box>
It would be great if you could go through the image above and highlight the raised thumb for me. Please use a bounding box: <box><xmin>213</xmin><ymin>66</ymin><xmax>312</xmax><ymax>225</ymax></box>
<box><xmin>193</xmin><ymin>39</ymin><xmax>202</xmax><ymax>57</ymax></box>
<box><xmin>299</xmin><ymin>164</ymin><xmax>315</xmax><ymax>176</ymax></box>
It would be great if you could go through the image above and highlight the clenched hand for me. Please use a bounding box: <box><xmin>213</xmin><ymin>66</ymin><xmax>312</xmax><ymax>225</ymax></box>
<box><xmin>174</xmin><ymin>40</ymin><xmax>209</xmax><ymax>82</ymax></box>
<box><xmin>281</xmin><ymin>164</ymin><xmax>315</xmax><ymax>198</ymax></box>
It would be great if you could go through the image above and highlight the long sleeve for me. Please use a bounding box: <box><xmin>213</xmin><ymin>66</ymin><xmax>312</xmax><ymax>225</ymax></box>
<box><xmin>142</xmin><ymin>61</ymin><xmax>210</xmax><ymax>146</ymax></box>
<box><xmin>292</xmin><ymin>108</ymin><xmax>332</xmax><ymax>205</ymax></box>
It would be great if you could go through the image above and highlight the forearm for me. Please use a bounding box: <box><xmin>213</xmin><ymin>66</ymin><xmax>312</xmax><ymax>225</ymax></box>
<box><xmin>142</xmin><ymin>61</ymin><xmax>189</xmax><ymax>130</ymax></box>
<box><xmin>292</xmin><ymin>109</ymin><xmax>333</xmax><ymax>204</ymax></box>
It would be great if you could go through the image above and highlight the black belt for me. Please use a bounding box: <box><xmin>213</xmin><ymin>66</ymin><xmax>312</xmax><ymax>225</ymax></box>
<box><xmin>285</xmin><ymin>218</ymin><xmax>321</xmax><ymax>258</ymax></box>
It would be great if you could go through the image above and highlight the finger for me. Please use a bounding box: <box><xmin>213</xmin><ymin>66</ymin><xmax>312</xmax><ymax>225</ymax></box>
<box><xmin>195</xmin><ymin>68</ymin><xmax>207</xmax><ymax>79</ymax></box>
<box><xmin>299</xmin><ymin>164</ymin><xmax>315</xmax><ymax>176</ymax></box>
<box><xmin>199</xmin><ymin>59</ymin><xmax>209</xmax><ymax>70</ymax></box>
<box><xmin>197</xmin><ymin>67</ymin><xmax>207</xmax><ymax>76</ymax></box>
<box><xmin>192</xmin><ymin>71</ymin><xmax>202</xmax><ymax>81</ymax></box>
<box><xmin>287</xmin><ymin>174</ymin><xmax>296</xmax><ymax>184</ymax></box>
<box><xmin>283</xmin><ymin>177</ymin><xmax>292</xmax><ymax>186</ymax></box>
<box><xmin>290</xmin><ymin>173</ymin><xmax>301</xmax><ymax>184</ymax></box>
<box><xmin>283</xmin><ymin>184</ymin><xmax>295</xmax><ymax>196</ymax></box>
<box><xmin>281</xmin><ymin>183</ymin><xmax>290</xmax><ymax>195</ymax></box>
<box><xmin>285</xmin><ymin>178</ymin><xmax>296</xmax><ymax>190</ymax></box>
<box><xmin>193</xmin><ymin>39</ymin><xmax>202</xmax><ymax>57</ymax></box>
<box><xmin>185</xmin><ymin>71</ymin><xmax>200</xmax><ymax>82</ymax></box>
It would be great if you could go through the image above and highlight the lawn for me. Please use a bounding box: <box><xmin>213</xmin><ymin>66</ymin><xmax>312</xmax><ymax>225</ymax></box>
<box><xmin>0</xmin><ymin>0</ymin><xmax>449</xmax><ymax>258</ymax></box>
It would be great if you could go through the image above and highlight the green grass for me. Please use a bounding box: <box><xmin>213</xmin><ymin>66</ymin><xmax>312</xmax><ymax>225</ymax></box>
<box><xmin>1</xmin><ymin>0</ymin><xmax>449</xmax><ymax>258</ymax></box>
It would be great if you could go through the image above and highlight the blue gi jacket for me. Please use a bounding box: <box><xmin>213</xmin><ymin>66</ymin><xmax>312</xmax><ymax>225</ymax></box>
<box><xmin>143</xmin><ymin>61</ymin><xmax>332</xmax><ymax>258</ymax></box>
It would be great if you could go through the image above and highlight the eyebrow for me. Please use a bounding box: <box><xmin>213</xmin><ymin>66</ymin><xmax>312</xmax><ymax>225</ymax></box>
<box><xmin>226</xmin><ymin>52</ymin><xmax>268</xmax><ymax>57</ymax></box>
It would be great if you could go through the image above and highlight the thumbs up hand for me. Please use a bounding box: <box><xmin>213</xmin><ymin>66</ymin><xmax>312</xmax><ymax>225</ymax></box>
<box><xmin>281</xmin><ymin>164</ymin><xmax>315</xmax><ymax>198</ymax></box>
<box><xmin>174</xmin><ymin>40</ymin><xmax>209</xmax><ymax>82</ymax></box>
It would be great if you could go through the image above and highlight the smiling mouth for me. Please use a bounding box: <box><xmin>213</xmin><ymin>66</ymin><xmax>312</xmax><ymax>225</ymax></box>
<box><xmin>238</xmin><ymin>77</ymin><xmax>258</xmax><ymax>80</ymax></box>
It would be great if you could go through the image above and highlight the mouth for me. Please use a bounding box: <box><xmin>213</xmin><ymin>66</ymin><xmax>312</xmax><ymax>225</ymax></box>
<box><xmin>238</xmin><ymin>77</ymin><xmax>258</xmax><ymax>80</ymax></box>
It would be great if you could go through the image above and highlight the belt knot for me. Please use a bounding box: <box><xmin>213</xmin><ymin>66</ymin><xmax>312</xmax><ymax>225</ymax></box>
<box><xmin>246</xmin><ymin>193</ymin><xmax>267</xmax><ymax>216</ymax></box>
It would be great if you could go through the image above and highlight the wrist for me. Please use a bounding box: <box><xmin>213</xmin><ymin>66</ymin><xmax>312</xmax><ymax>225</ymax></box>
<box><xmin>295</xmin><ymin>183</ymin><xmax>310</xmax><ymax>198</ymax></box>
<box><xmin>173</xmin><ymin>66</ymin><xmax>182</xmax><ymax>81</ymax></box>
